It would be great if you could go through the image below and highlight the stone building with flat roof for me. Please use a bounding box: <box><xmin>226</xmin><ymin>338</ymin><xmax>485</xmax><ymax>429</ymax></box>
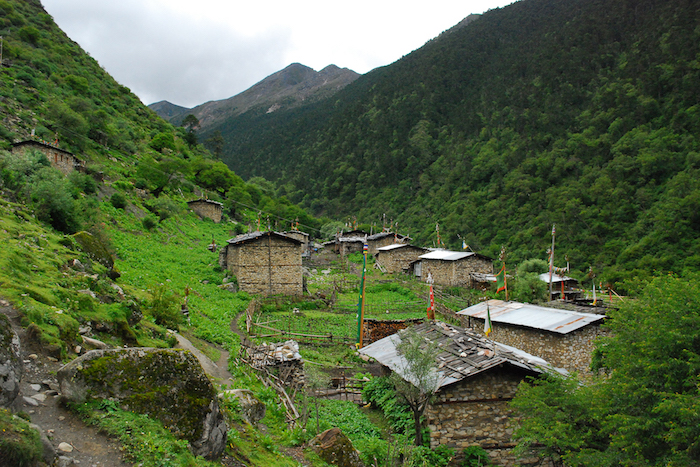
<box><xmin>12</xmin><ymin>140</ymin><xmax>85</xmax><ymax>175</ymax></box>
<box><xmin>375</xmin><ymin>244</ymin><xmax>427</xmax><ymax>273</ymax></box>
<box><xmin>457</xmin><ymin>300</ymin><xmax>606</xmax><ymax>376</ymax></box>
<box><xmin>219</xmin><ymin>231</ymin><xmax>302</xmax><ymax>296</ymax></box>
<box><xmin>187</xmin><ymin>199</ymin><xmax>224</xmax><ymax>223</ymax></box>
<box><xmin>414</xmin><ymin>250</ymin><xmax>493</xmax><ymax>288</ymax></box>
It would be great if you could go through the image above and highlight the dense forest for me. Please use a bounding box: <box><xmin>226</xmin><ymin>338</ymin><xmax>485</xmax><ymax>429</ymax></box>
<box><xmin>203</xmin><ymin>0</ymin><xmax>700</xmax><ymax>288</ymax></box>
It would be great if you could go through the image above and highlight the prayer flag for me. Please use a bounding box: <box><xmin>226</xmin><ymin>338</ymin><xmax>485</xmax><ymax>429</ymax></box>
<box><xmin>496</xmin><ymin>265</ymin><xmax>506</xmax><ymax>293</ymax></box>
<box><xmin>485</xmin><ymin>304</ymin><xmax>493</xmax><ymax>337</ymax></box>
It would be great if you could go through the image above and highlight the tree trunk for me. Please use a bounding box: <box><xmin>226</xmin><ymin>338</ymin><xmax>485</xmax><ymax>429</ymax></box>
<box><xmin>414</xmin><ymin>409</ymin><xmax>423</xmax><ymax>446</ymax></box>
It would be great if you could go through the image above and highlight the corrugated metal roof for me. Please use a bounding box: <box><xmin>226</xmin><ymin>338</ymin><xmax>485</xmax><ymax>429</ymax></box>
<box><xmin>419</xmin><ymin>250</ymin><xmax>473</xmax><ymax>261</ymax></box>
<box><xmin>457</xmin><ymin>300</ymin><xmax>605</xmax><ymax>334</ymax></box>
<box><xmin>538</xmin><ymin>272</ymin><xmax>577</xmax><ymax>284</ymax></box>
<box><xmin>376</xmin><ymin>243</ymin><xmax>408</xmax><ymax>251</ymax></box>
<box><xmin>358</xmin><ymin>320</ymin><xmax>564</xmax><ymax>391</ymax></box>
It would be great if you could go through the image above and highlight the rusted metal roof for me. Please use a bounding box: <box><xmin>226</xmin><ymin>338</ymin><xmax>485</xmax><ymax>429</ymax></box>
<box><xmin>457</xmin><ymin>300</ymin><xmax>605</xmax><ymax>334</ymax></box>
<box><xmin>358</xmin><ymin>320</ymin><xmax>563</xmax><ymax>390</ymax></box>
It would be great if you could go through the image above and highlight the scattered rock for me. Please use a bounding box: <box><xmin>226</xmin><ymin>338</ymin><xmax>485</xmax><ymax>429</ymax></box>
<box><xmin>81</xmin><ymin>335</ymin><xmax>109</xmax><ymax>350</ymax></box>
<box><xmin>219</xmin><ymin>389</ymin><xmax>266</xmax><ymax>424</ymax></box>
<box><xmin>23</xmin><ymin>396</ymin><xmax>39</xmax><ymax>406</ymax></box>
<box><xmin>0</xmin><ymin>313</ymin><xmax>23</xmax><ymax>407</ymax></box>
<box><xmin>32</xmin><ymin>393</ymin><xmax>47</xmax><ymax>402</ymax></box>
<box><xmin>58</xmin><ymin>442</ymin><xmax>74</xmax><ymax>453</ymax></box>
<box><xmin>57</xmin><ymin>348</ymin><xmax>228</xmax><ymax>460</ymax></box>
<box><xmin>218</xmin><ymin>282</ymin><xmax>238</xmax><ymax>293</ymax></box>
<box><xmin>309</xmin><ymin>427</ymin><xmax>365</xmax><ymax>467</ymax></box>
<box><xmin>30</xmin><ymin>383</ymin><xmax>42</xmax><ymax>392</ymax></box>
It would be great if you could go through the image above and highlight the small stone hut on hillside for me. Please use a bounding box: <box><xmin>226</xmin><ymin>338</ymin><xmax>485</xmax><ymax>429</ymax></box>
<box><xmin>414</xmin><ymin>250</ymin><xmax>493</xmax><ymax>288</ymax></box>
<box><xmin>12</xmin><ymin>140</ymin><xmax>85</xmax><ymax>175</ymax></box>
<box><xmin>375</xmin><ymin>244</ymin><xmax>428</xmax><ymax>274</ymax></box>
<box><xmin>219</xmin><ymin>231</ymin><xmax>302</xmax><ymax>296</ymax></box>
<box><xmin>359</xmin><ymin>320</ymin><xmax>562</xmax><ymax>466</ymax></box>
<box><xmin>187</xmin><ymin>199</ymin><xmax>224</xmax><ymax>223</ymax></box>
<box><xmin>457</xmin><ymin>300</ymin><xmax>606</xmax><ymax>376</ymax></box>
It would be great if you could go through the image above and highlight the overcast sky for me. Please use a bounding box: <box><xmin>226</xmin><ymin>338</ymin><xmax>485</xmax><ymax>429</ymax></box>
<box><xmin>42</xmin><ymin>0</ymin><xmax>516</xmax><ymax>108</ymax></box>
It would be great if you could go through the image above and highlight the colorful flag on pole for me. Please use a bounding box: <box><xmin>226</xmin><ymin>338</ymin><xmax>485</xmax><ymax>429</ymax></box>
<box><xmin>495</xmin><ymin>265</ymin><xmax>506</xmax><ymax>293</ymax></box>
<box><xmin>462</xmin><ymin>240</ymin><xmax>468</xmax><ymax>250</ymax></box>
<box><xmin>484</xmin><ymin>304</ymin><xmax>493</xmax><ymax>337</ymax></box>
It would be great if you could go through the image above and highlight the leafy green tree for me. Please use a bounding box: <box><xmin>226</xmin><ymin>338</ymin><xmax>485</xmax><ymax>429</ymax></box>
<box><xmin>512</xmin><ymin>273</ymin><xmax>700</xmax><ymax>466</ymax></box>
<box><xmin>135</xmin><ymin>156</ymin><xmax>188</xmax><ymax>197</ymax></box>
<box><xmin>509</xmin><ymin>258</ymin><xmax>549</xmax><ymax>303</ymax></box>
<box><xmin>390</xmin><ymin>327</ymin><xmax>440</xmax><ymax>446</ymax></box>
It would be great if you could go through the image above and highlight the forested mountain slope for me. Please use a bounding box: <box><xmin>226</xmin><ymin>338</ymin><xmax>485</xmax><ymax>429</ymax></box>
<box><xmin>207</xmin><ymin>0</ymin><xmax>700</xmax><ymax>285</ymax></box>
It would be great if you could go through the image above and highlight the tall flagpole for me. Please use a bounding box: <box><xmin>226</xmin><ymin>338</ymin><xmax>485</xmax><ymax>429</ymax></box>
<box><xmin>356</xmin><ymin>240</ymin><xmax>368</xmax><ymax>348</ymax></box>
<box><xmin>548</xmin><ymin>224</ymin><xmax>555</xmax><ymax>301</ymax></box>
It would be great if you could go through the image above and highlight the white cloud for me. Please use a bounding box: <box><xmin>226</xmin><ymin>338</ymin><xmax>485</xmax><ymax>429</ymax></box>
<box><xmin>42</xmin><ymin>0</ymin><xmax>514</xmax><ymax>107</ymax></box>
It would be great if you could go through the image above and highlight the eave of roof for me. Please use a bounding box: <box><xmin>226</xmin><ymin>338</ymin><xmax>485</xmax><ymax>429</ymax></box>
<box><xmin>226</xmin><ymin>231</ymin><xmax>302</xmax><ymax>245</ymax></box>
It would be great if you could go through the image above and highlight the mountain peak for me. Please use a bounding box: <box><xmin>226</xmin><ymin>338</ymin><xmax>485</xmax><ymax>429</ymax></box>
<box><xmin>152</xmin><ymin>63</ymin><xmax>360</xmax><ymax>128</ymax></box>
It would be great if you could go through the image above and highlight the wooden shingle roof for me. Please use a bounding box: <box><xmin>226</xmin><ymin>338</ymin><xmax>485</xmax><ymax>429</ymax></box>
<box><xmin>359</xmin><ymin>320</ymin><xmax>563</xmax><ymax>390</ymax></box>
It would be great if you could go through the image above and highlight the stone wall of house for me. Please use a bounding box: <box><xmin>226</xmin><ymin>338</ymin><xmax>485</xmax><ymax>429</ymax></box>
<box><xmin>12</xmin><ymin>142</ymin><xmax>83</xmax><ymax>175</ymax></box>
<box><xmin>367</xmin><ymin>236</ymin><xmax>397</xmax><ymax>255</ymax></box>
<box><xmin>226</xmin><ymin>236</ymin><xmax>302</xmax><ymax>295</ymax></box>
<box><xmin>188</xmin><ymin>201</ymin><xmax>223</xmax><ymax>223</ymax></box>
<box><xmin>340</xmin><ymin>241</ymin><xmax>363</xmax><ymax>257</ymax></box>
<box><xmin>376</xmin><ymin>247</ymin><xmax>425</xmax><ymax>273</ymax></box>
<box><xmin>459</xmin><ymin>317</ymin><xmax>605</xmax><ymax>376</ymax></box>
<box><xmin>427</xmin><ymin>367</ymin><xmax>543</xmax><ymax>466</ymax></box>
<box><xmin>283</xmin><ymin>231</ymin><xmax>309</xmax><ymax>251</ymax></box>
<box><xmin>423</xmin><ymin>257</ymin><xmax>492</xmax><ymax>287</ymax></box>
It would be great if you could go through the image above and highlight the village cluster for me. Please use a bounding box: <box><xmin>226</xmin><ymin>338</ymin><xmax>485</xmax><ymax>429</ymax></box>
<box><xmin>183</xmin><ymin>198</ymin><xmax>607</xmax><ymax>466</ymax></box>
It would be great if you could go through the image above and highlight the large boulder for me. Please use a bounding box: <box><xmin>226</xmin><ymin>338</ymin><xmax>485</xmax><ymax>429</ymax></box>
<box><xmin>57</xmin><ymin>348</ymin><xmax>227</xmax><ymax>459</ymax></box>
<box><xmin>219</xmin><ymin>389</ymin><xmax>265</xmax><ymax>424</ymax></box>
<box><xmin>309</xmin><ymin>427</ymin><xmax>365</xmax><ymax>467</ymax></box>
<box><xmin>0</xmin><ymin>314</ymin><xmax>23</xmax><ymax>407</ymax></box>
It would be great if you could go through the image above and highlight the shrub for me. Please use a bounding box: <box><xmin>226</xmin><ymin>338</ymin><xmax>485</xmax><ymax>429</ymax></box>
<box><xmin>110</xmin><ymin>192</ymin><xmax>127</xmax><ymax>209</ymax></box>
<box><xmin>0</xmin><ymin>408</ymin><xmax>43</xmax><ymax>467</ymax></box>
<box><xmin>145</xmin><ymin>284</ymin><xmax>182</xmax><ymax>330</ymax></box>
<box><xmin>142</xmin><ymin>216</ymin><xmax>157</xmax><ymax>231</ymax></box>
<box><xmin>460</xmin><ymin>445</ymin><xmax>492</xmax><ymax>466</ymax></box>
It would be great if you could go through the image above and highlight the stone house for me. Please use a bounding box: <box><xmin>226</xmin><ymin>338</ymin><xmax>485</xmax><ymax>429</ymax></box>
<box><xmin>415</xmin><ymin>250</ymin><xmax>494</xmax><ymax>288</ymax></box>
<box><xmin>457</xmin><ymin>300</ymin><xmax>606</xmax><ymax>376</ymax></box>
<box><xmin>375</xmin><ymin>244</ymin><xmax>427</xmax><ymax>274</ymax></box>
<box><xmin>187</xmin><ymin>199</ymin><xmax>224</xmax><ymax>223</ymax></box>
<box><xmin>12</xmin><ymin>140</ymin><xmax>85</xmax><ymax>175</ymax></box>
<box><xmin>539</xmin><ymin>273</ymin><xmax>582</xmax><ymax>301</ymax></box>
<box><xmin>366</xmin><ymin>231</ymin><xmax>410</xmax><ymax>255</ymax></box>
<box><xmin>219</xmin><ymin>231</ymin><xmax>303</xmax><ymax>296</ymax></box>
<box><xmin>359</xmin><ymin>320</ymin><xmax>561</xmax><ymax>466</ymax></box>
